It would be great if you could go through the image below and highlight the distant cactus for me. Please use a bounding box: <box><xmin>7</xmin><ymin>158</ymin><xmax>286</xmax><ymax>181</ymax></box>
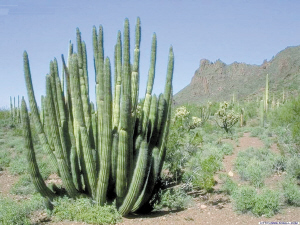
<box><xmin>22</xmin><ymin>18</ymin><xmax>174</xmax><ymax>216</ymax></box>
<box><xmin>9</xmin><ymin>95</ymin><xmax>21</xmax><ymax>123</ymax></box>
<box><xmin>214</xmin><ymin>101</ymin><xmax>239</xmax><ymax>133</ymax></box>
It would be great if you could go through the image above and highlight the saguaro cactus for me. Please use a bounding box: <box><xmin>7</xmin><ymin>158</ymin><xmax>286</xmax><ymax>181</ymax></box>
<box><xmin>22</xmin><ymin>17</ymin><xmax>174</xmax><ymax>216</ymax></box>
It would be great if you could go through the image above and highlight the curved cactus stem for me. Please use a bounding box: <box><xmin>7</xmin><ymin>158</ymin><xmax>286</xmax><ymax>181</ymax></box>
<box><xmin>118</xmin><ymin>140</ymin><xmax>148</xmax><ymax>216</ymax></box>
<box><xmin>23</xmin><ymin>51</ymin><xmax>59</xmax><ymax>173</ymax></box>
<box><xmin>131</xmin><ymin>146</ymin><xmax>159</xmax><ymax>212</ymax></box>
<box><xmin>46</xmin><ymin>75</ymin><xmax>79</xmax><ymax>198</ymax></box>
<box><xmin>21</xmin><ymin>98</ymin><xmax>56</xmax><ymax>200</ymax></box>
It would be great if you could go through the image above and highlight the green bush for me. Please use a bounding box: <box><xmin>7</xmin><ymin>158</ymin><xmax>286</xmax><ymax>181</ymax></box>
<box><xmin>0</xmin><ymin>197</ymin><xmax>31</xmax><ymax>225</ymax></box>
<box><xmin>184</xmin><ymin>144</ymin><xmax>223</xmax><ymax>191</ymax></box>
<box><xmin>232</xmin><ymin>185</ymin><xmax>256</xmax><ymax>213</ymax></box>
<box><xmin>234</xmin><ymin>148</ymin><xmax>278</xmax><ymax>187</ymax></box>
<box><xmin>10</xmin><ymin>174</ymin><xmax>36</xmax><ymax>195</ymax></box>
<box><xmin>219</xmin><ymin>174</ymin><xmax>238</xmax><ymax>195</ymax></box>
<box><xmin>232</xmin><ymin>186</ymin><xmax>280</xmax><ymax>217</ymax></box>
<box><xmin>52</xmin><ymin>197</ymin><xmax>122</xmax><ymax>224</ymax></box>
<box><xmin>269</xmin><ymin>96</ymin><xmax>300</xmax><ymax>145</ymax></box>
<box><xmin>154</xmin><ymin>188</ymin><xmax>192</xmax><ymax>210</ymax></box>
<box><xmin>0</xmin><ymin>194</ymin><xmax>45</xmax><ymax>225</ymax></box>
<box><xmin>221</xmin><ymin>142</ymin><xmax>234</xmax><ymax>156</ymax></box>
<box><xmin>0</xmin><ymin>150</ymin><xmax>10</xmax><ymax>169</ymax></box>
<box><xmin>285</xmin><ymin>155</ymin><xmax>300</xmax><ymax>178</ymax></box>
<box><xmin>282</xmin><ymin>176</ymin><xmax>300</xmax><ymax>206</ymax></box>
<box><xmin>250</xmin><ymin>126</ymin><xmax>265</xmax><ymax>137</ymax></box>
<box><xmin>251</xmin><ymin>189</ymin><xmax>281</xmax><ymax>217</ymax></box>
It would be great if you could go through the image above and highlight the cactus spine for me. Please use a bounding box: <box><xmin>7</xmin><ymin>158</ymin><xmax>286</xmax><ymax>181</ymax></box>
<box><xmin>22</xmin><ymin>17</ymin><xmax>173</xmax><ymax>216</ymax></box>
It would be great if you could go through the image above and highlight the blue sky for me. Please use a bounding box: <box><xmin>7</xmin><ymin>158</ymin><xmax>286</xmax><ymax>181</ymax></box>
<box><xmin>1</xmin><ymin>0</ymin><xmax>300</xmax><ymax>108</ymax></box>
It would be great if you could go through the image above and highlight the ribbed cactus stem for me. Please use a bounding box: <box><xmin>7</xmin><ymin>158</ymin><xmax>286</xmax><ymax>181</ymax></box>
<box><xmin>141</xmin><ymin>33</ymin><xmax>157</xmax><ymax>136</ymax></box>
<box><xmin>131</xmin><ymin>17</ymin><xmax>141</xmax><ymax>114</ymax></box>
<box><xmin>96</xmin><ymin>57</ymin><xmax>112</xmax><ymax>205</ymax></box>
<box><xmin>96</xmin><ymin>25</ymin><xmax>105</xmax><ymax>175</ymax></box>
<box><xmin>23</xmin><ymin>51</ymin><xmax>59</xmax><ymax>172</ymax></box>
<box><xmin>111</xmin><ymin>31</ymin><xmax>122</xmax><ymax>185</ymax></box>
<box><xmin>21</xmin><ymin>98</ymin><xmax>56</xmax><ymax>199</ymax></box>
<box><xmin>46</xmin><ymin>75</ymin><xmax>79</xmax><ymax>198</ymax></box>
<box><xmin>118</xmin><ymin>140</ymin><xmax>148</xmax><ymax>215</ymax></box>
<box><xmin>117</xmin><ymin>18</ymin><xmax>132</xmax><ymax>198</ymax></box>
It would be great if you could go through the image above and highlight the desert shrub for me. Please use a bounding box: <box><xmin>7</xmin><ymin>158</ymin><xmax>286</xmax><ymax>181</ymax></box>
<box><xmin>269</xmin><ymin>96</ymin><xmax>300</xmax><ymax>145</ymax></box>
<box><xmin>251</xmin><ymin>189</ymin><xmax>281</xmax><ymax>217</ymax></box>
<box><xmin>285</xmin><ymin>155</ymin><xmax>300</xmax><ymax>178</ymax></box>
<box><xmin>154</xmin><ymin>187</ymin><xmax>192</xmax><ymax>210</ymax></box>
<box><xmin>52</xmin><ymin>197</ymin><xmax>122</xmax><ymax>224</ymax></box>
<box><xmin>249</xmin><ymin>126</ymin><xmax>265</xmax><ymax>137</ymax></box>
<box><xmin>244</xmin><ymin>101</ymin><xmax>259</xmax><ymax>120</ymax></box>
<box><xmin>219</xmin><ymin>174</ymin><xmax>238</xmax><ymax>195</ymax></box>
<box><xmin>11</xmin><ymin>174</ymin><xmax>36</xmax><ymax>195</ymax></box>
<box><xmin>0</xmin><ymin>109</ymin><xmax>12</xmax><ymax>127</ymax></box>
<box><xmin>0</xmin><ymin>150</ymin><xmax>10</xmax><ymax>169</ymax></box>
<box><xmin>184</xmin><ymin>143</ymin><xmax>223</xmax><ymax>191</ymax></box>
<box><xmin>282</xmin><ymin>176</ymin><xmax>300</xmax><ymax>206</ymax></box>
<box><xmin>221</xmin><ymin>142</ymin><xmax>234</xmax><ymax>155</ymax></box>
<box><xmin>166</xmin><ymin>106</ymin><xmax>203</xmax><ymax>181</ymax></box>
<box><xmin>234</xmin><ymin>148</ymin><xmax>278</xmax><ymax>187</ymax></box>
<box><xmin>232</xmin><ymin>185</ymin><xmax>256</xmax><ymax>213</ymax></box>
<box><xmin>9</xmin><ymin>156</ymin><xmax>28</xmax><ymax>175</ymax></box>
<box><xmin>0</xmin><ymin>194</ymin><xmax>45</xmax><ymax>225</ymax></box>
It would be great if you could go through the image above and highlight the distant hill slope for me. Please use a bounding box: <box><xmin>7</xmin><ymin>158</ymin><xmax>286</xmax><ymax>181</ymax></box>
<box><xmin>174</xmin><ymin>46</ymin><xmax>300</xmax><ymax>105</ymax></box>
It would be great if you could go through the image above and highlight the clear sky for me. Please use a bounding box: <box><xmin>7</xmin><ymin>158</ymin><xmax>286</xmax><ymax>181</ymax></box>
<box><xmin>1</xmin><ymin>0</ymin><xmax>300</xmax><ymax>108</ymax></box>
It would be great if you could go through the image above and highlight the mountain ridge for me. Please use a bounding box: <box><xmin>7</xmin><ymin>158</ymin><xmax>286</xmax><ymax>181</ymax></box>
<box><xmin>174</xmin><ymin>45</ymin><xmax>300</xmax><ymax>105</ymax></box>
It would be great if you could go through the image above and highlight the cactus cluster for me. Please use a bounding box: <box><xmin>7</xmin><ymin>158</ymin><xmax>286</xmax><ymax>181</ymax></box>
<box><xmin>10</xmin><ymin>96</ymin><xmax>21</xmax><ymax>123</ymax></box>
<box><xmin>21</xmin><ymin>18</ymin><xmax>174</xmax><ymax>216</ymax></box>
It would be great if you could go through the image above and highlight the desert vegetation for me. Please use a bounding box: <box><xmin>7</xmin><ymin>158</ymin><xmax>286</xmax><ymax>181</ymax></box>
<box><xmin>0</xmin><ymin>18</ymin><xmax>300</xmax><ymax>225</ymax></box>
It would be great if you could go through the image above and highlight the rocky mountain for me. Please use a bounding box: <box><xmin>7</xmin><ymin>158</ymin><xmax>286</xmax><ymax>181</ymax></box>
<box><xmin>174</xmin><ymin>46</ymin><xmax>300</xmax><ymax>105</ymax></box>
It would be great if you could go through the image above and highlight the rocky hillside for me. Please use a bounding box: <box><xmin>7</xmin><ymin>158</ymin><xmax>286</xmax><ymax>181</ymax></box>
<box><xmin>174</xmin><ymin>46</ymin><xmax>300</xmax><ymax>105</ymax></box>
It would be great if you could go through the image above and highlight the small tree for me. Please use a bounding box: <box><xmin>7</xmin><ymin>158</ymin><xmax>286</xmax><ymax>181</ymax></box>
<box><xmin>214</xmin><ymin>101</ymin><xmax>239</xmax><ymax>133</ymax></box>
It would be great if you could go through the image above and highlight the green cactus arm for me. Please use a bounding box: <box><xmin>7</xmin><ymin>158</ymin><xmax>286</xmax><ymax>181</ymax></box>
<box><xmin>148</xmin><ymin>94</ymin><xmax>158</xmax><ymax>142</ymax></box>
<box><xmin>46</xmin><ymin>75</ymin><xmax>79</xmax><ymax>198</ymax></box>
<box><xmin>50</xmin><ymin>60</ymin><xmax>61</xmax><ymax>127</ymax></box>
<box><xmin>21</xmin><ymin>98</ymin><xmax>56</xmax><ymax>199</ymax></box>
<box><xmin>80</xmin><ymin>126</ymin><xmax>96</xmax><ymax>198</ymax></box>
<box><xmin>69</xmin><ymin>54</ymin><xmax>97</xmax><ymax>196</ymax></box>
<box><xmin>118</xmin><ymin>140</ymin><xmax>148</xmax><ymax>216</ymax></box>
<box><xmin>141</xmin><ymin>33</ymin><xmax>157</xmax><ymax>136</ymax></box>
<box><xmin>111</xmin><ymin>32</ymin><xmax>122</xmax><ymax>185</ymax></box>
<box><xmin>95</xmin><ymin>25</ymin><xmax>105</xmax><ymax>175</ymax></box>
<box><xmin>131</xmin><ymin>17</ymin><xmax>141</xmax><ymax>115</ymax></box>
<box><xmin>151</xmin><ymin>94</ymin><xmax>165</xmax><ymax>145</ymax></box>
<box><xmin>82</xmin><ymin>41</ymin><xmax>89</xmax><ymax>94</ymax></box>
<box><xmin>96</xmin><ymin>57</ymin><xmax>112</xmax><ymax>205</ymax></box>
<box><xmin>113</xmin><ymin>31</ymin><xmax>122</xmax><ymax>129</ymax></box>
<box><xmin>116</xmin><ymin>18</ymin><xmax>132</xmax><ymax>198</ymax></box>
<box><xmin>116</xmin><ymin>130</ymin><xmax>129</xmax><ymax>198</ymax></box>
<box><xmin>131</xmin><ymin>146</ymin><xmax>159</xmax><ymax>212</ymax></box>
<box><xmin>23</xmin><ymin>51</ymin><xmax>59</xmax><ymax>172</ymax></box>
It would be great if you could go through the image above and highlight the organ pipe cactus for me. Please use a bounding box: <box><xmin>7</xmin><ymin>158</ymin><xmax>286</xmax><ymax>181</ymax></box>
<box><xmin>22</xmin><ymin>17</ymin><xmax>174</xmax><ymax>216</ymax></box>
